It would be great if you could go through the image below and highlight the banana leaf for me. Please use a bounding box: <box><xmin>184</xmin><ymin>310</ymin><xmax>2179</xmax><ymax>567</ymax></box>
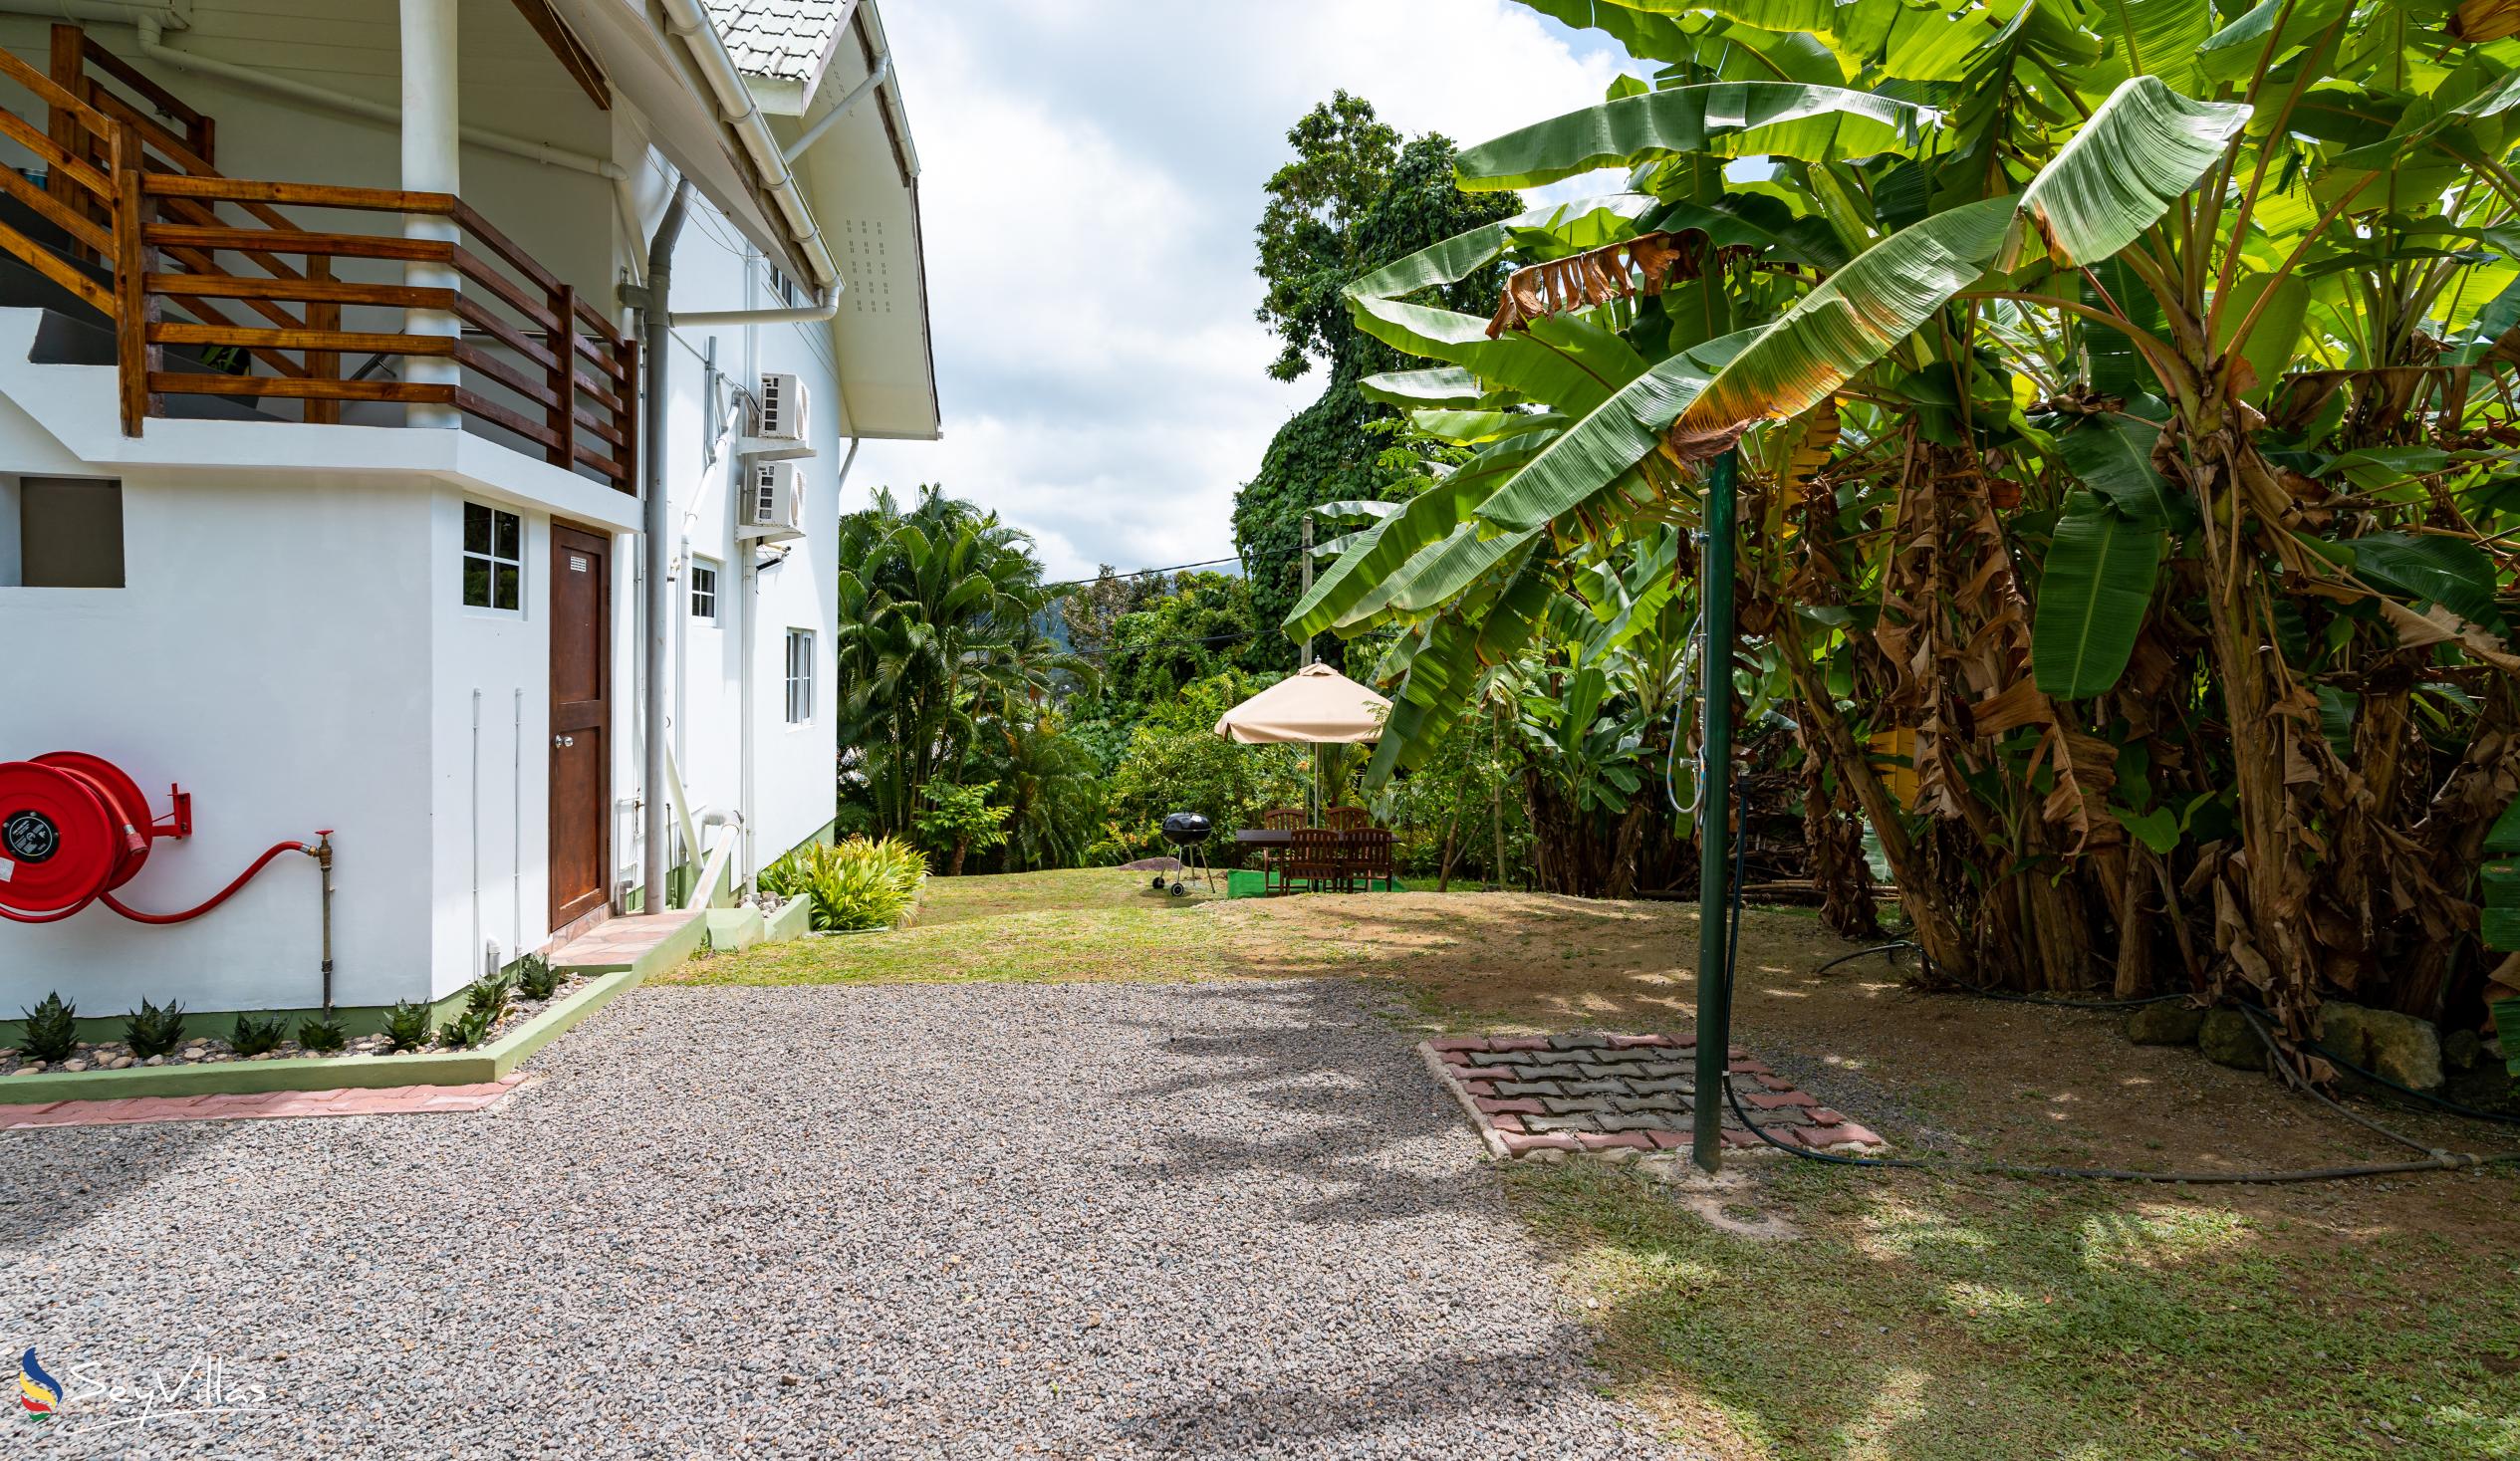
<box><xmin>1453</xmin><ymin>82</ymin><xmax>1935</xmax><ymax>192</ymax></box>
<box><xmin>2013</xmin><ymin>77</ymin><xmax>2250</xmax><ymax>266</ymax></box>
<box><xmin>2033</xmin><ymin>493</ymin><xmax>2165</xmax><ymax>698</ymax></box>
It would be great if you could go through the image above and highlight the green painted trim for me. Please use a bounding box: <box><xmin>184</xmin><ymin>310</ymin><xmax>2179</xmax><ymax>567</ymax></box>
<box><xmin>764</xmin><ymin>892</ymin><xmax>810</xmax><ymax>942</ymax></box>
<box><xmin>706</xmin><ymin>906</ymin><xmax>766</xmax><ymax>952</ymax></box>
<box><xmin>1</xmin><ymin>958</ymin><xmax>660</xmax><ymax>1104</ymax></box>
<box><xmin>2</xmin><ymin>985</ymin><xmax>477</xmax><ymax>1048</ymax></box>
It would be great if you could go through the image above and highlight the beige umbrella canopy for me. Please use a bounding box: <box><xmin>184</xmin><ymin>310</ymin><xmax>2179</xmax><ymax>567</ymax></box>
<box><xmin>1213</xmin><ymin>663</ymin><xmax>1389</xmax><ymax>744</ymax></box>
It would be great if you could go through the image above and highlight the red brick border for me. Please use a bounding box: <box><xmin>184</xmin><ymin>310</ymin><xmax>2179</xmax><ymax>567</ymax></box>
<box><xmin>1418</xmin><ymin>1033</ymin><xmax>1889</xmax><ymax>1166</ymax></box>
<box><xmin>0</xmin><ymin>1077</ymin><xmax>531</xmax><ymax>1130</ymax></box>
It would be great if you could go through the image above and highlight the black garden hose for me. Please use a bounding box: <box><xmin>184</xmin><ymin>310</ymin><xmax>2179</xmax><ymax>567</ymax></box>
<box><xmin>1710</xmin><ymin>792</ymin><xmax>2520</xmax><ymax>1186</ymax></box>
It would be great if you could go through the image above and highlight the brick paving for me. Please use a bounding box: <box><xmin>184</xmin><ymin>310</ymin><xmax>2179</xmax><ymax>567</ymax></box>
<box><xmin>1420</xmin><ymin>1032</ymin><xmax>1888</xmax><ymax>1164</ymax></box>
<box><xmin>0</xmin><ymin>1077</ymin><xmax>528</xmax><ymax>1130</ymax></box>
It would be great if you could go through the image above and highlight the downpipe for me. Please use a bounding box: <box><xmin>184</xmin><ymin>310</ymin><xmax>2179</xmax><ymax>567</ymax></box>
<box><xmin>635</xmin><ymin>180</ymin><xmax>693</xmax><ymax>916</ymax></box>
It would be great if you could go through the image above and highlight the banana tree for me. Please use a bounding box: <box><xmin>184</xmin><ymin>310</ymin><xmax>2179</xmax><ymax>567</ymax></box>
<box><xmin>1291</xmin><ymin>0</ymin><xmax>2520</xmax><ymax>1030</ymax></box>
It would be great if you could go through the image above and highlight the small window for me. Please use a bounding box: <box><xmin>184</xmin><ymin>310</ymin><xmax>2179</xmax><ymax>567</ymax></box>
<box><xmin>690</xmin><ymin>560</ymin><xmax>719</xmax><ymax>621</ymax></box>
<box><xmin>8</xmin><ymin>477</ymin><xmax>123</xmax><ymax>588</ymax></box>
<box><xmin>462</xmin><ymin>501</ymin><xmax>522</xmax><ymax>611</ymax></box>
<box><xmin>767</xmin><ymin>265</ymin><xmax>802</xmax><ymax>307</ymax></box>
<box><xmin>784</xmin><ymin>629</ymin><xmax>814</xmax><ymax>724</ymax></box>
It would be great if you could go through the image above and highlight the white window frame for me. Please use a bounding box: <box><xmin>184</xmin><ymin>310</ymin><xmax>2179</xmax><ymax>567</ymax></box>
<box><xmin>461</xmin><ymin>500</ymin><xmax>523</xmax><ymax>613</ymax></box>
<box><xmin>689</xmin><ymin>559</ymin><xmax>720</xmax><ymax>622</ymax></box>
<box><xmin>784</xmin><ymin>628</ymin><xmax>815</xmax><ymax>725</ymax></box>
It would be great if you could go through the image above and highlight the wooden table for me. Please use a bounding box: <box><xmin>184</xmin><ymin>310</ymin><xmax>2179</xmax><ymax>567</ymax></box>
<box><xmin>1232</xmin><ymin>829</ymin><xmax>1294</xmax><ymax>847</ymax></box>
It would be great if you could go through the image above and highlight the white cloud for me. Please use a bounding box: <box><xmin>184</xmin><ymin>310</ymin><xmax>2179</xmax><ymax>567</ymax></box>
<box><xmin>851</xmin><ymin>2</ymin><xmax>1627</xmax><ymax>582</ymax></box>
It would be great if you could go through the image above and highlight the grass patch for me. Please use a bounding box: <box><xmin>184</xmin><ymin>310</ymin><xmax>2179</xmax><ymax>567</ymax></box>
<box><xmin>668</xmin><ymin>869</ymin><xmax>1232</xmax><ymax>987</ymax></box>
<box><xmin>1511</xmin><ymin>1159</ymin><xmax>2520</xmax><ymax>1460</ymax></box>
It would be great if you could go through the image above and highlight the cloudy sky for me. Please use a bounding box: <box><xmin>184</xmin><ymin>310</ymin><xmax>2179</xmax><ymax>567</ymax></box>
<box><xmin>850</xmin><ymin>3</ymin><xmax>1633</xmax><ymax>583</ymax></box>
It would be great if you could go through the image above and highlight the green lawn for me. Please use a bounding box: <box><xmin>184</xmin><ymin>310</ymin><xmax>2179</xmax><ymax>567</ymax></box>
<box><xmin>671</xmin><ymin>867</ymin><xmax>2520</xmax><ymax>1459</ymax></box>
<box><xmin>1514</xmin><ymin>1159</ymin><xmax>2519</xmax><ymax>1460</ymax></box>
<box><xmin>672</xmin><ymin>868</ymin><xmax>1236</xmax><ymax>985</ymax></box>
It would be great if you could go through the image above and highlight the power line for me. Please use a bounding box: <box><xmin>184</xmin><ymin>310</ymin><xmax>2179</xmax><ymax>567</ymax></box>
<box><xmin>1046</xmin><ymin>556</ymin><xmax>1244</xmax><ymax>590</ymax></box>
<box><xmin>1045</xmin><ymin>544</ymin><xmax>1313</xmax><ymax>592</ymax></box>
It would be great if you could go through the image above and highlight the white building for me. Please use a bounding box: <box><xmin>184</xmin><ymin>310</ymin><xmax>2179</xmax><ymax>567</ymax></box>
<box><xmin>0</xmin><ymin>0</ymin><xmax>936</xmax><ymax>1023</ymax></box>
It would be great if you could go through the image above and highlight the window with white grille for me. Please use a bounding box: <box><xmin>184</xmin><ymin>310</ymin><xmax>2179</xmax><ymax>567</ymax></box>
<box><xmin>785</xmin><ymin>629</ymin><xmax>815</xmax><ymax>724</ymax></box>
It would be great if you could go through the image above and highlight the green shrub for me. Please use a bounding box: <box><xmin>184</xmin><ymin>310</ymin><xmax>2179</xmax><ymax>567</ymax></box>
<box><xmin>516</xmin><ymin>953</ymin><xmax>561</xmax><ymax>1001</ymax></box>
<box><xmin>762</xmin><ymin>836</ymin><xmax>927</xmax><ymax>932</ymax></box>
<box><xmin>17</xmin><ymin>992</ymin><xmax>78</xmax><ymax>1063</ymax></box>
<box><xmin>123</xmin><ymin>998</ymin><xmax>187</xmax><ymax>1058</ymax></box>
<box><xmin>1104</xmin><ymin>674</ymin><xmax>1307</xmax><ymax>866</ymax></box>
<box><xmin>383</xmin><ymin>1000</ymin><xmax>433</xmax><ymax>1052</ymax></box>
<box><xmin>466</xmin><ymin>968</ymin><xmax>518</xmax><ymax>1024</ymax></box>
<box><xmin>230</xmin><ymin>1012</ymin><xmax>290</xmax><ymax>1057</ymax></box>
<box><xmin>296</xmin><ymin>1014</ymin><xmax>347</xmax><ymax>1054</ymax></box>
<box><xmin>437</xmin><ymin>1007</ymin><xmax>493</xmax><ymax>1050</ymax></box>
<box><xmin>912</xmin><ymin>781</ymin><xmax>1011</xmax><ymax>875</ymax></box>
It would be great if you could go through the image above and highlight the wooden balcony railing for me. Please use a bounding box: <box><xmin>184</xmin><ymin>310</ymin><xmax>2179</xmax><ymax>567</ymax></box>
<box><xmin>0</xmin><ymin>24</ymin><xmax>638</xmax><ymax>494</ymax></box>
<box><xmin>133</xmin><ymin>175</ymin><xmax>638</xmax><ymax>487</ymax></box>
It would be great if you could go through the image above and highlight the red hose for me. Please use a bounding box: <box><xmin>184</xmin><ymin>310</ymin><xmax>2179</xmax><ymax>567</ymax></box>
<box><xmin>99</xmin><ymin>841</ymin><xmax>313</xmax><ymax>924</ymax></box>
<box><xmin>0</xmin><ymin>893</ymin><xmax>99</xmax><ymax>923</ymax></box>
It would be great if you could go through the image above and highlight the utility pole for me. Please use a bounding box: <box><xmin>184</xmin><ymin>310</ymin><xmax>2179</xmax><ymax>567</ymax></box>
<box><xmin>1690</xmin><ymin>450</ymin><xmax>1740</xmax><ymax>1173</ymax></box>
<box><xmin>1300</xmin><ymin>512</ymin><xmax>1316</xmax><ymax>819</ymax></box>
<box><xmin>1299</xmin><ymin>514</ymin><xmax>1314</xmax><ymax>668</ymax></box>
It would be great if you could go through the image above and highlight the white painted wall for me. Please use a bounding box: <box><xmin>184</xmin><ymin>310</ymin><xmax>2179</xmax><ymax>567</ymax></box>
<box><xmin>0</xmin><ymin>16</ymin><xmax>864</xmax><ymax>1016</ymax></box>
<box><xmin>0</xmin><ymin>398</ymin><xmax>437</xmax><ymax>1014</ymax></box>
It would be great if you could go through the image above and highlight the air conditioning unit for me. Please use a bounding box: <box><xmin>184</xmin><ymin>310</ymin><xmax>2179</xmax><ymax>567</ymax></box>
<box><xmin>741</xmin><ymin>460</ymin><xmax>806</xmax><ymax>540</ymax></box>
<box><xmin>753</xmin><ymin>371</ymin><xmax>810</xmax><ymax>442</ymax></box>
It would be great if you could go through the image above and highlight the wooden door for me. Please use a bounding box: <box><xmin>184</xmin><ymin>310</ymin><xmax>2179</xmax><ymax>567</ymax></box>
<box><xmin>549</xmin><ymin>524</ymin><xmax>611</xmax><ymax>928</ymax></box>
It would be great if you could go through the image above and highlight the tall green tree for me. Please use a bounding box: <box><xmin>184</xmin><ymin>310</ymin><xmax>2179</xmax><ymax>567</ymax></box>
<box><xmin>1234</xmin><ymin>96</ymin><xmax>1526</xmax><ymax>651</ymax></box>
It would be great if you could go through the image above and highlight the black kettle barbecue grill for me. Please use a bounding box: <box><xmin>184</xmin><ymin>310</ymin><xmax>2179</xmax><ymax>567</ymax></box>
<box><xmin>1155</xmin><ymin>812</ymin><xmax>1216</xmax><ymax>897</ymax></box>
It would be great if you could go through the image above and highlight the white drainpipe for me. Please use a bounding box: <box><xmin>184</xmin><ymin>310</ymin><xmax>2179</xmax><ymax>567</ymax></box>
<box><xmin>129</xmin><ymin>14</ymin><xmax>625</xmax><ymax>180</ymax></box>
<box><xmin>654</xmin><ymin>0</ymin><xmax>839</xmax><ymax>290</ymax></box>
<box><xmin>672</xmin><ymin>299</ymin><xmax>836</xmax><ymax>329</ymax></box>
<box><xmin>782</xmin><ymin>53</ymin><xmax>887</xmax><ymax>163</ymax></box>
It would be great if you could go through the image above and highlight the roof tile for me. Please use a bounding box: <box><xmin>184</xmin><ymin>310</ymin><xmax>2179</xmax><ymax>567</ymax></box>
<box><xmin>702</xmin><ymin>0</ymin><xmax>849</xmax><ymax>83</ymax></box>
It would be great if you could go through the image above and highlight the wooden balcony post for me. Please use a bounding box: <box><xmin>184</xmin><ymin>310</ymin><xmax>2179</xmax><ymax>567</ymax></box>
<box><xmin>112</xmin><ymin>125</ymin><xmax>157</xmax><ymax>436</ymax></box>
<box><xmin>304</xmin><ymin>255</ymin><xmax>340</xmax><ymax>424</ymax></box>
<box><xmin>615</xmin><ymin>335</ymin><xmax>637</xmax><ymax>493</ymax></box>
<box><xmin>46</xmin><ymin>25</ymin><xmax>89</xmax><ymax>253</ymax></box>
<box><xmin>549</xmin><ymin>282</ymin><xmax>577</xmax><ymax>470</ymax></box>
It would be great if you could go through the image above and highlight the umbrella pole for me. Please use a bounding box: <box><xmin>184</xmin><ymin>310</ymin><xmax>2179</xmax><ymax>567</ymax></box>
<box><xmin>1689</xmin><ymin>449</ymin><xmax>1740</xmax><ymax>1175</ymax></box>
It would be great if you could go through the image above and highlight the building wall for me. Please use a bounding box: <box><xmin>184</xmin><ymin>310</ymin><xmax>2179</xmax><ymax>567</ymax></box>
<box><xmin>0</xmin><ymin>17</ymin><xmax>860</xmax><ymax>1014</ymax></box>
<box><xmin>0</xmin><ymin>402</ymin><xmax>437</xmax><ymax>1014</ymax></box>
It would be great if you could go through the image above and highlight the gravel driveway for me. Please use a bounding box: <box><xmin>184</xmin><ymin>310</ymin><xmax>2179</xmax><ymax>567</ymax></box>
<box><xmin>2</xmin><ymin>979</ymin><xmax>1681</xmax><ymax>1459</ymax></box>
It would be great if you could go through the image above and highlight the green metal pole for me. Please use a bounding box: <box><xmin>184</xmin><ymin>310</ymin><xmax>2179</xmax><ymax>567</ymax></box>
<box><xmin>1690</xmin><ymin>449</ymin><xmax>1740</xmax><ymax>1173</ymax></box>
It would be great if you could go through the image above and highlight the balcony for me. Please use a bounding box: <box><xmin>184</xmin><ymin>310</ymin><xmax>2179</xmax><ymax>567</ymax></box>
<box><xmin>0</xmin><ymin>24</ymin><xmax>635</xmax><ymax>495</ymax></box>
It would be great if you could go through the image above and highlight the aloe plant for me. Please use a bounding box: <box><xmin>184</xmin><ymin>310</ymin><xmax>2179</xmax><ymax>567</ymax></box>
<box><xmin>17</xmin><ymin>992</ymin><xmax>77</xmax><ymax>1064</ymax></box>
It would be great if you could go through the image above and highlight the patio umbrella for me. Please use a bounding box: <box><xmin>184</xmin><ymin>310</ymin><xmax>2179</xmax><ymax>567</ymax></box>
<box><xmin>1214</xmin><ymin>664</ymin><xmax>1389</xmax><ymax>821</ymax></box>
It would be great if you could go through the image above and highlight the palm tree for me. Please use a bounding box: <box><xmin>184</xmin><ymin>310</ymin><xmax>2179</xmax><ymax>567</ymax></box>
<box><xmin>835</xmin><ymin>487</ymin><xmax>1096</xmax><ymax>839</ymax></box>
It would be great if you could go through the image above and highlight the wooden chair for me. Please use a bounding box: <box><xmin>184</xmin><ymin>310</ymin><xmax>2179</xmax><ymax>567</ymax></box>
<box><xmin>1344</xmin><ymin>829</ymin><xmax>1395</xmax><ymax>892</ymax></box>
<box><xmin>1257</xmin><ymin>808</ymin><xmax>1308</xmax><ymax>892</ymax></box>
<box><xmin>1324</xmin><ymin>805</ymin><xmax>1370</xmax><ymax>832</ymax></box>
<box><xmin>1278</xmin><ymin>828</ymin><xmax>1343</xmax><ymax>895</ymax></box>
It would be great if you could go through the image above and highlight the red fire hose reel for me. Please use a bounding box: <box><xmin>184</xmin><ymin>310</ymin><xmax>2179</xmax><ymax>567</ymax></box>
<box><xmin>0</xmin><ymin>753</ymin><xmax>327</xmax><ymax>926</ymax></box>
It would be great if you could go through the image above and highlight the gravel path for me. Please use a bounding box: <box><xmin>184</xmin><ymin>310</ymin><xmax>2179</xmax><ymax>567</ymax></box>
<box><xmin>2</xmin><ymin>980</ymin><xmax>1683</xmax><ymax>1459</ymax></box>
